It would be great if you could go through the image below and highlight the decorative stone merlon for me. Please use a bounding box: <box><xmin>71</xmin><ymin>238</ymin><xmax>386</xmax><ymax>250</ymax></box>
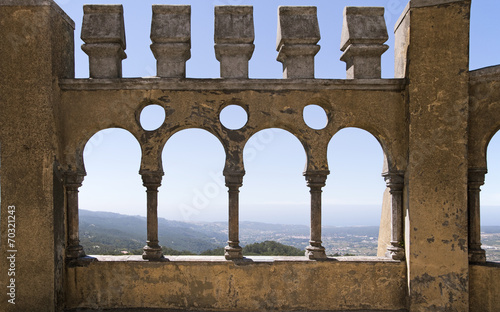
<box><xmin>81</xmin><ymin>5</ymin><xmax>127</xmax><ymax>79</ymax></box>
<box><xmin>340</xmin><ymin>7</ymin><xmax>388</xmax><ymax>79</ymax></box>
<box><xmin>151</xmin><ymin>5</ymin><xmax>191</xmax><ymax>78</ymax></box>
<box><xmin>276</xmin><ymin>6</ymin><xmax>320</xmax><ymax>79</ymax></box>
<box><xmin>214</xmin><ymin>6</ymin><xmax>254</xmax><ymax>79</ymax></box>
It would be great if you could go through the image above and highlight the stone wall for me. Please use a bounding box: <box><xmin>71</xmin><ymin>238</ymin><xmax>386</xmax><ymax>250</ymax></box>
<box><xmin>1</xmin><ymin>0</ymin><xmax>500</xmax><ymax>311</ymax></box>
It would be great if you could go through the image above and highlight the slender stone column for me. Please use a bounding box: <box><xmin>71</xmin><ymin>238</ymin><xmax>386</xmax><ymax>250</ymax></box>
<box><xmin>64</xmin><ymin>172</ymin><xmax>86</xmax><ymax>260</ymax></box>
<box><xmin>81</xmin><ymin>5</ymin><xmax>127</xmax><ymax>78</ymax></box>
<box><xmin>382</xmin><ymin>171</ymin><xmax>405</xmax><ymax>260</ymax></box>
<box><xmin>150</xmin><ymin>5</ymin><xmax>191</xmax><ymax>78</ymax></box>
<box><xmin>276</xmin><ymin>6</ymin><xmax>320</xmax><ymax>79</ymax></box>
<box><xmin>468</xmin><ymin>168</ymin><xmax>487</xmax><ymax>263</ymax></box>
<box><xmin>304</xmin><ymin>171</ymin><xmax>328</xmax><ymax>259</ymax></box>
<box><xmin>141</xmin><ymin>171</ymin><xmax>164</xmax><ymax>261</ymax></box>
<box><xmin>224</xmin><ymin>171</ymin><xmax>244</xmax><ymax>259</ymax></box>
<box><xmin>214</xmin><ymin>6</ymin><xmax>254</xmax><ymax>78</ymax></box>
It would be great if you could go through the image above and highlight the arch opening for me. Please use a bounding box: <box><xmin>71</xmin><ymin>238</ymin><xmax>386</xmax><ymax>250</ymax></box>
<box><xmin>240</xmin><ymin>128</ymin><xmax>309</xmax><ymax>256</ymax></box>
<box><xmin>79</xmin><ymin>128</ymin><xmax>144</xmax><ymax>256</ymax></box>
<box><xmin>159</xmin><ymin>128</ymin><xmax>227</xmax><ymax>255</ymax></box>
<box><xmin>481</xmin><ymin>131</ymin><xmax>500</xmax><ymax>262</ymax></box>
<box><xmin>324</xmin><ymin>127</ymin><xmax>387</xmax><ymax>257</ymax></box>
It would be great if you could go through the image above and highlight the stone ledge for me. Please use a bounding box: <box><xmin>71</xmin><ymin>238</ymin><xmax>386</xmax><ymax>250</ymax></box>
<box><xmin>470</xmin><ymin>65</ymin><xmax>500</xmax><ymax>83</ymax></box>
<box><xmin>81</xmin><ymin>255</ymin><xmax>401</xmax><ymax>264</ymax></box>
<box><xmin>60</xmin><ymin>78</ymin><xmax>406</xmax><ymax>91</ymax></box>
<box><xmin>410</xmin><ymin>0</ymin><xmax>467</xmax><ymax>8</ymax></box>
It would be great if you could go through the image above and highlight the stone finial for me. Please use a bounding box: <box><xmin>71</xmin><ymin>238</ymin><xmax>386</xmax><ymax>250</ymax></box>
<box><xmin>340</xmin><ymin>7</ymin><xmax>389</xmax><ymax>79</ymax></box>
<box><xmin>214</xmin><ymin>6</ymin><xmax>255</xmax><ymax>79</ymax></box>
<box><xmin>151</xmin><ymin>5</ymin><xmax>191</xmax><ymax>78</ymax></box>
<box><xmin>81</xmin><ymin>5</ymin><xmax>127</xmax><ymax>79</ymax></box>
<box><xmin>276</xmin><ymin>6</ymin><xmax>320</xmax><ymax>79</ymax></box>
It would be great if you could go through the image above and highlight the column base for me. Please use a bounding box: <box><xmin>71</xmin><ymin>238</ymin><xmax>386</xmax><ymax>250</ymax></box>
<box><xmin>66</xmin><ymin>245</ymin><xmax>86</xmax><ymax>260</ymax></box>
<box><xmin>142</xmin><ymin>245</ymin><xmax>165</xmax><ymax>261</ymax></box>
<box><xmin>469</xmin><ymin>248</ymin><xmax>486</xmax><ymax>263</ymax></box>
<box><xmin>386</xmin><ymin>245</ymin><xmax>405</xmax><ymax>261</ymax></box>
<box><xmin>305</xmin><ymin>245</ymin><xmax>327</xmax><ymax>260</ymax></box>
<box><xmin>224</xmin><ymin>245</ymin><xmax>243</xmax><ymax>260</ymax></box>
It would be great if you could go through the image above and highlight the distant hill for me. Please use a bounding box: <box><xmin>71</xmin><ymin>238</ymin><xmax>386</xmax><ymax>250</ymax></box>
<box><xmin>201</xmin><ymin>241</ymin><xmax>304</xmax><ymax>256</ymax></box>
<box><xmin>80</xmin><ymin>210</ymin><xmax>226</xmax><ymax>254</ymax></box>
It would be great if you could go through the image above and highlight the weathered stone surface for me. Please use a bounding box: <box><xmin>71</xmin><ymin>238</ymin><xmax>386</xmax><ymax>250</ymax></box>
<box><xmin>81</xmin><ymin>5</ymin><xmax>126</xmax><ymax>78</ymax></box>
<box><xmin>150</xmin><ymin>5</ymin><xmax>191</xmax><ymax>78</ymax></box>
<box><xmin>66</xmin><ymin>257</ymin><xmax>407</xmax><ymax>311</ymax></box>
<box><xmin>214</xmin><ymin>6</ymin><xmax>254</xmax><ymax>78</ymax></box>
<box><xmin>276</xmin><ymin>6</ymin><xmax>320</xmax><ymax>79</ymax></box>
<box><xmin>470</xmin><ymin>264</ymin><xmax>500</xmax><ymax>311</ymax></box>
<box><xmin>2</xmin><ymin>1</ymin><xmax>500</xmax><ymax>311</ymax></box>
<box><xmin>403</xmin><ymin>1</ymin><xmax>471</xmax><ymax>310</ymax></box>
<box><xmin>340</xmin><ymin>7</ymin><xmax>388</xmax><ymax>79</ymax></box>
<box><xmin>0</xmin><ymin>1</ymin><xmax>74</xmax><ymax>311</ymax></box>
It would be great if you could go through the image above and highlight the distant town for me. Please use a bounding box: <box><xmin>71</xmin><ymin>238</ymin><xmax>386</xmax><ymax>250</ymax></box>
<box><xmin>79</xmin><ymin>210</ymin><xmax>500</xmax><ymax>261</ymax></box>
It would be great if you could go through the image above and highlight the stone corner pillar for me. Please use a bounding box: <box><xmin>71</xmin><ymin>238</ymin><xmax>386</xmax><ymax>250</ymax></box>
<box><xmin>151</xmin><ymin>5</ymin><xmax>191</xmax><ymax>78</ymax></box>
<box><xmin>340</xmin><ymin>7</ymin><xmax>388</xmax><ymax>79</ymax></box>
<box><xmin>214</xmin><ymin>6</ymin><xmax>254</xmax><ymax>79</ymax></box>
<box><xmin>468</xmin><ymin>168</ymin><xmax>487</xmax><ymax>263</ymax></box>
<box><xmin>223</xmin><ymin>170</ymin><xmax>245</xmax><ymax>260</ymax></box>
<box><xmin>304</xmin><ymin>170</ymin><xmax>329</xmax><ymax>260</ymax></box>
<box><xmin>276</xmin><ymin>6</ymin><xmax>320</xmax><ymax>79</ymax></box>
<box><xmin>81</xmin><ymin>4</ymin><xmax>127</xmax><ymax>78</ymax></box>
<box><xmin>140</xmin><ymin>170</ymin><xmax>165</xmax><ymax>261</ymax></box>
<box><xmin>404</xmin><ymin>1</ymin><xmax>471</xmax><ymax>310</ymax></box>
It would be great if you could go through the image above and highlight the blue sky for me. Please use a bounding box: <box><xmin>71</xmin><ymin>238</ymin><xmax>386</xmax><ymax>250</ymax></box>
<box><xmin>54</xmin><ymin>0</ymin><xmax>500</xmax><ymax>226</ymax></box>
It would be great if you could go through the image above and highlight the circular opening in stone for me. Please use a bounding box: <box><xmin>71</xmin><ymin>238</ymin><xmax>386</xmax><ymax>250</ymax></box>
<box><xmin>219</xmin><ymin>105</ymin><xmax>248</xmax><ymax>130</ymax></box>
<box><xmin>140</xmin><ymin>104</ymin><xmax>166</xmax><ymax>131</ymax></box>
<box><xmin>303</xmin><ymin>104</ymin><xmax>328</xmax><ymax>130</ymax></box>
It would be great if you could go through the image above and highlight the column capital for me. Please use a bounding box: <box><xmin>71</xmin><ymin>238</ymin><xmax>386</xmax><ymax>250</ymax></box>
<box><xmin>140</xmin><ymin>170</ymin><xmax>163</xmax><ymax>189</ymax></box>
<box><xmin>63</xmin><ymin>171</ymin><xmax>85</xmax><ymax>189</ymax></box>
<box><xmin>304</xmin><ymin>170</ymin><xmax>329</xmax><ymax>188</ymax></box>
<box><xmin>468</xmin><ymin>168</ymin><xmax>487</xmax><ymax>187</ymax></box>
<box><xmin>223</xmin><ymin>170</ymin><xmax>245</xmax><ymax>188</ymax></box>
<box><xmin>382</xmin><ymin>171</ymin><xmax>404</xmax><ymax>191</ymax></box>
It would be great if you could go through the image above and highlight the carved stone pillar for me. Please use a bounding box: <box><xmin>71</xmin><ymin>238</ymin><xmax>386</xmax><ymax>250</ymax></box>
<box><xmin>214</xmin><ymin>6</ymin><xmax>254</xmax><ymax>79</ymax></box>
<box><xmin>304</xmin><ymin>171</ymin><xmax>328</xmax><ymax>259</ymax></box>
<box><xmin>150</xmin><ymin>5</ymin><xmax>191</xmax><ymax>78</ymax></box>
<box><xmin>141</xmin><ymin>171</ymin><xmax>164</xmax><ymax>261</ymax></box>
<box><xmin>64</xmin><ymin>172</ymin><xmax>86</xmax><ymax>260</ymax></box>
<box><xmin>468</xmin><ymin>168</ymin><xmax>487</xmax><ymax>263</ymax></box>
<box><xmin>224</xmin><ymin>171</ymin><xmax>244</xmax><ymax>259</ymax></box>
<box><xmin>277</xmin><ymin>6</ymin><xmax>320</xmax><ymax>79</ymax></box>
<box><xmin>81</xmin><ymin>5</ymin><xmax>127</xmax><ymax>78</ymax></box>
<box><xmin>382</xmin><ymin>171</ymin><xmax>405</xmax><ymax>260</ymax></box>
<box><xmin>340</xmin><ymin>7</ymin><xmax>389</xmax><ymax>79</ymax></box>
